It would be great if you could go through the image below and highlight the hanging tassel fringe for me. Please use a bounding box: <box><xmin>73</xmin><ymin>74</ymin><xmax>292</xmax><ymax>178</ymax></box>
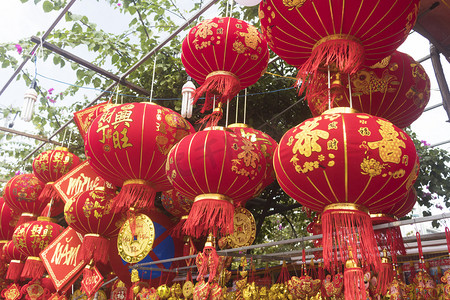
<box><xmin>322</xmin><ymin>204</ymin><xmax>381</xmax><ymax>273</ymax></box>
<box><xmin>196</xmin><ymin>106</ymin><xmax>224</xmax><ymax>127</ymax></box>
<box><xmin>183</xmin><ymin>196</ymin><xmax>234</xmax><ymax>239</ymax></box>
<box><xmin>16</xmin><ymin>213</ymin><xmax>37</xmax><ymax>227</ymax></box>
<box><xmin>193</xmin><ymin>72</ymin><xmax>241</xmax><ymax>113</ymax></box>
<box><xmin>344</xmin><ymin>266</ymin><xmax>365</xmax><ymax>300</ymax></box>
<box><xmin>80</xmin><ymin>234</ymin><xmax>110</xmax><ymax>266</ymax></box>
<box><xmin>276</xmin><ymin>261</ymin><xmax>291</xmax><ymax>284</ymax></box>
<box><xmin>171</xmin><ymin>217</ymin><xmax>188</xmax><ymax>238</ymax></box>
<box><xmin>196</xmin><ymin>239</ymin><xmax>220</xmax><ymax>283</ymax></box>
<box><xmin>39</xmin><ymin>183</ymin><xmax>60</xmax><ymax>203</ymax></box>
<box><xmin>6</xmin><ymin>260</ymin><xmax>25</xmax><ymax>282</ymax></box>
<box><xmin>373</xmin><ymin>215</ymin><xmax>407</xmax><ymax>256</ymax></box>
<box><xmin>112</xmin><ymin>181</ymin><xmax>156</xmax><ymax>213</ymax></box>
<box><xmin>376</xmin><ymin>252</ymin><xmax>393</xmax><ymax>295</ymax></box>
<box><xmin>21</xmin><ymin>256</ymin><xmax>46</xmax><ymax>279</ymax></box>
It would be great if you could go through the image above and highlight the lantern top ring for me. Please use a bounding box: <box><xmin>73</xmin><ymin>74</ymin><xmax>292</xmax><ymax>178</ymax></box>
<box><xmin>0</xmin><ymin>240</ymin><xmax>8</xmax><ymax>244</ymax></box>
<box><xmin>21</xmin><ymin>212</ymin><xmax>37</xmax><ymax>218</ymax></box>
<box><xmin>37</xmin><ymin>216</ymin><xmax>56</xmax><ymax>222</ymax></box>
<box><xmin>322</xmin><ymin>107</ymin><xmax>360</xmax><ymax>115</ymax></box>
<box><xmin>123</xmin><ymin>179</ymin><xmax>150</xmax><ymax>186</ymax></box>
<box><xmin>228</xmin><ymin>123</ymin><xmax>252</xmax><ymax>129</ymax></box>
<box><xmin>10</xmin><ymin>260</ymin><xmax>22</xmax><ymax>264</ymax></box>
<box><xmin>203</xmin><ymin>126</ymin><xmax>232</xmax><ymax>132</ymax></box>
<box><xmin>206</xmin><ymin>71</ymin><xmax>239</xmax><ymax>80</ymax></box>
<box><xmin>323</xmin><ymin>203</ymin><xmax>369</xmax><ymax>214</ymax></box>
<box><xmin>181</xmin><ymin>215</ymin><xmax>188</xmax><ymax>220</ymax></box>
<box><xmin>194</xmin><ymin>193</ymin><xmax>234</xmax><ymax>205</ymax></box>
<box><xmin>84</xmin><ymin>233</ymin><xmax>103</xmax><ymax>238</ymax></box>
<box><xmin>55</xmin><ymin>146</ymin><xmax>69</xmax><ymax>151</ymax></box>
<box><xmin>312</xmin><ymin>34</ymin><xmax>361</xmax><ymax>51</ymax></box>
<box><xmin>28</xmin><ymin>256</ymin><xmax>42</xmax><ymax>261</ymax></box>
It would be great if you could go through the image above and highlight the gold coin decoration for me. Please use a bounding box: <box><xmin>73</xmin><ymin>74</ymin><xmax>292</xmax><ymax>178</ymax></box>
<box><xmin>183</xmin><ymin>280</ymin><xmax>194</xmax><ymax>299</ymax></box>
<box><xmin>227</xmin><ymin>207</ymin><xmax>256</xmax><ymax>248</ymax></box>
<box><xmin>117</xmin><ymin>213</ymin><xmax>155</xmax><ymax>263</ymax></box>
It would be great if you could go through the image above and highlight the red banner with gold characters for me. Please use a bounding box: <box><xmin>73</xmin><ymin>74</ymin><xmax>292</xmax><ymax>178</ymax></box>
<box><xmin>73</xmin><ymin>102</ymin><xmax>116</xmax><ymax>140</ymax></box>
<box><xmin>53</xmin><ymin>160</ymin><xmax>116</xmax><ymax>204</ymax></box>
<box><xmin>40</xmin><ymin>227</ymin><xmax>86</xmax><ymax>292</ymax></box>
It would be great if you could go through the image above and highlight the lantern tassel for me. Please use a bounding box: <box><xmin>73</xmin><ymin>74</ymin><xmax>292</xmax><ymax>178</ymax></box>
<box><xmin>171</xmin><ymin>216</ymin><xmax>188</xmax><ymax>239</ymax></box>
<box><xmin>344</xmin><ymin>249</ymin><xmax>364</xmax><ymax>300</ymax></box>
<box><xmin>21</xmin><ymin>256</ymin><xmax>46</xmax><ymax>279</ymax></box>
<box><xmin>376</xmin><ymin>249</ymin><xmax>393</xmax><ymax>295</ymax></box>
<box><xmin>80</xmin><ymin>234</ymin><xmax>110</xmax><ymax>266</ymax></box>
<box><xmin>196</xmin><ymin>104</ymin><xmax>223</xmax><ymax>127</ymax></box>
<box><xmin>183</xmin><ymin>195</ymin><xmax>234</xmax><ymax>238</ymax></box>
<box><xmin>6</xmin><ymin>260</ymin><xmax>25</xmax><ymax>282</ymax></box>
<box><xmin>112</xmin><ymin>180</ymin><xmax>156</xmax><ymax>213</ymax></box>
<box><xmin>16</xmin><ymin>213</ymin><xmax>37</xmax><ymax>227</ymax></box>
<box><xmin>196</xmin><ymin>234</ymin><xmax>220</xmax><ymax>283</ymax></box>
<box><xmin>39</xmin><ymin>183</ymin><xmax>60</xmax><ymax>203</ymax></box>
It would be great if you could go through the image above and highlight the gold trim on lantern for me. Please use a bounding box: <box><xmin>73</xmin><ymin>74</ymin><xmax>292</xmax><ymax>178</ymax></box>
<box><xmin>37</xmin><ymin>216</ymin><xmax>56</xmax><ymax>222</ymax></box>
<box><xmin>123</xmin><ymin>179</ymin><xmax>148</xmax><ymax>186</ymax></box>
<box><xmin>45</xmin><ymin>181</ymin><xmax>55</xmax><ymax>185</ymax></box>
<box><xmin>206</xmin><ymin>71</ymin><xmax>238</xmax><ymax>80</ymax></box>
<box><xmin>194</xmin><ymin>194</ymin><xmax>234</xmax><ymax>205</ymax></box>
<box><xmin>322</xmin><ymin>107</ymin><xmax>360</xmax><ymax>115</ymax></box>
<box><xmin>0</xmin><ymin>240</ymin><xmax>8</xmax><ymax>244</ymax></box>
<box><xmin>21</xmin><ymin>212</ymin><xmax>37</xmax><ymax>218</ymax></box>
<box><xmin>55</xmin><ymin>146</ymin><xmax>69</xmax><ymax>151</ymax></box>
<box><xmin>323</xmin><ymin>203</ymin><xmax>369</xmax><ymax>214</ymax></box>
<box><xmin>228</xmin><ymin>123</ymin><xmax>251</xmax><ymax>129</ymax></box>
<box><xmin>313</xmin><ymin>34</ymin><xmax>361</xmax><ymax>51</ymax></box>
<box><xmin>10</xmin><ymin>260</ymin><xmax>22</xmax><ymax>264</ymax></box>
<box><xmin>203</xmin><ymin>126</ymin><xmax>232</xmax><ymax>132</ymax></box>
<box><xmin>370</xmin><ymin>213</ymin><xmax>398</xmax><ymax>220</ymax></box>
<box><xmin>28</xmin><ymin>256</ymin><xmax>42</xmax><ymax>262</ymax></box>
<box><xmin>84</xmin><ymin>233</ymin><xmax>102</xmax><ymax>238</ymax></box>
<box><xmin>181</xmin><ymin>215</ymin><xmax>188</xmax><ymax>220</ymax></box>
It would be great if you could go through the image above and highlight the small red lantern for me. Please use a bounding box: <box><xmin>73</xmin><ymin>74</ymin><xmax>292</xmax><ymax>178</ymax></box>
<box><xmin>64</xmin><ymin>188</ymin><xmax>125</xmax><ymax>265</ymax></box>
<box><xmin>308</xmin><ymin>51</ymin><xmax>431</xmax><ymax>128</ymax></box>
<box><xmin>4</xmin><ymin>241</ymin><xmax>27</xmax><ymax>282</ymax></box>
<box><xmin>12</xmin><ymin>217</ymin><xmax>64</xmax><ymax>279</ymax></box>
<box><xmin>181</xmin><ymin>17</ymin><xmax>269</xmax><ymax>122</ymax></box>
<box><xmin>32</xmin><ymin>147</ymin><xmax>82</xmax><ymax>216</ymax></box>
<box><xmin>274</xmin><ymin>108</ymin><xmax>419</xmax><ymax>274</ymax></box>
<box><xmin>3</xmin><ymin>173</ymin><xmax>46</xmax><ymax>223</ymax></box>
<box><xmin>166</xmin><ymin>127</ymin><xmax>266</xmax><ymax>238</ymax></box>
<box><xmin>0</xmin><ymin>197</ymin><xmax>19</xmax><ymax>248</ymax></box>
<box><xmin>85</xmin><ymin>102</ymin><xmax>195</xmax><ymax>213</ymax></box>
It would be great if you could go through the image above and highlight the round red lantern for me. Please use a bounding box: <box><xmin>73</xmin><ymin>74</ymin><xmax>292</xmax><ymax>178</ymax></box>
<box><xmin>85</xmin><ymin>102</ymin><xmax>195</xmax><ymax>213</ymax></box>
<box><xmin>308</xmin><ymin>51</ymin><xmax>431</xmax><ymax>128</ymax></box>
<box><xmin>274</xmin><ymin>108</ymin><xmax>419</xmax><ymax>272</ymax></box>
<box><xmin>259</xmin><ymin>0</ymin><xmax>419</xmax><ymax>93</ymax></box>
<box><xmin>32</xmin><ymin>147</ymin><xmax>82</xmax><ymax>216</ymax></box>
<box><xmin>166</xmin><ymin>127</ymin><xmax>266</xmax><ymax>238</ymax></box>
<box><xmin>3</xmin><ymin>173</ymin><xmax>46</xmax><ymax>223</ymax></box>
<box><xmin>4</xmin><ymin>241</ymin><xmax>27</xmax><ymax>281</ymax></box>
<box><xmin>64</xmin><ymin>187</ymin><xmax>125</xmax><ymax>265</ymax></box>
<box><xmin>228</xmin><ymin>123</ymin><xmax>278</xmax><ymax>190</ymax></box>
<box><xmin>181</xmin><ymin>17</ymin><xmax>269</xmax><ymax>122</ymax></box>
<box><xmin>160</xmin><ymin>190</ymin><xmax>193</xmax><ymax>219</ymax></box>
<box><xmin>0</xmin><ymin>197</ymin><xmax>19</xmax><ymax>245</ymax></box>
<box><xmin>12</xmin><ymin>217</ymin><xmax>64</xmax><ymax>279</ymax></box>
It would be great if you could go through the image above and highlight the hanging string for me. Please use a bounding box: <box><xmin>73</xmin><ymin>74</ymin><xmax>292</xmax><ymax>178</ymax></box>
<box><xmin>445</xmin><ymin>227</ymin><xmax>450</xmax><ymax>257</ymax></box>
<box><xmin>327</xmin><ymin>65</ymin><xmax>331</xmax><ymax>110</ymax></box>
<box><xmin>235</xmin><ymin>93</ymin><xmax>239</xmax><ymax>123</ymax></box>
<box><xmin>416</xmin><ymin>232</ymin><xmax>425</xmax><ymax>270</ymax></box>
<box><xmin>149</xmin><ymin>55</ymin><xmax>157</xmax><ymax>103</ymax></box>
<box><xmin>66</xmin><ymin>130</ymin><xmax>73</xmax><ymax>148</ymax></box>
<box><xmin>60</xmin><ymin>129</ymin><xmax>68</xmax><ymax>148</ymax></box>
<box><xmin>243</xmin><ymin>88</ymin><xmax>247</xmax><ymax>124</ymax></box>
<box><xmin>114</xmin><ymin>82</ymin><xmax>121</xmax><ymax>105</ymax></box>
<box><xmin>225</xmin><ymin>97</ymin><xmax>230</xmax><ymax>127</ymax></box>
<box><xmin>229</xmin><ymin>0</ymin><xmax>234</xmax><ymax>17</ymax></box>
<box><xmin>347</xmin><ymin>73</ymin><xmax>353</xmax><ymax>108</ymax></box>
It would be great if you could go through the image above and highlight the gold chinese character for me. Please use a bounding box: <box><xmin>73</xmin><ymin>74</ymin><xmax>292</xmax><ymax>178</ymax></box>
<box><xmin>368</xmin><ymin>120</ymin><xmax>405</xmax><ymax>164</ymax></box>
<box><xmin>111</xmin><ymin>110</ymin><xmax>133</xmax><ymax>129</ymax></box>
<box><xmin>327</xmin><ymin>138</ymin><xmax>338</xmax><ymax>150</ymax></box>
<box><xmin>289</xmin><ymin>120</ymin><xmax>329</xmax><ymax>158</ymax></box>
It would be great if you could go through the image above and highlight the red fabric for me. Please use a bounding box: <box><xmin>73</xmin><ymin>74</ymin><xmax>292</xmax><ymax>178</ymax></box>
<box><xmin>6</xmin><ymin>260</ymin><xmax>24</xmax><ymax>282</ymax></box>
<box><xmin>79</xmin><ymin>235</ymin><xmax>110</xmax><ymax>266</ymax></box>
<box><xmin>21</xmin><ymin>257</ymin><xmax>46</xmax><ymax>279</ymax></box>
<box><xmin>73</xmin><ymin>102</ymin><xmax>116</xmax><ymax>140</ymax></box>
<box><xmin>308</xmin><ymin>51</ymin><xmax>431</xmax><ymax>128</ymax></box>
<box><xmin>3</xmin><ymin>174</ymin><xmax>46</xmax><ymax>216</ymax></box>
<box><xmin>32</xmin><ymin>148</ymin><xmax>81</xmax><ymax>184</ymax></box>
<box><xmin>0</xmin><ymin>197</ymin><xmax>19</xmax><ymax>240</ymax></box>
<box><xmin>161</xmin><ymin>190</ymin><xmax>193</xmax><ymax>219</ymax></box>
<box><xmin>3</xmin><ymin>241</ymin><xmax>27</xmax><ymax>262</ymax></box>
<box><xmin>181</xmin><ymin>17</ymin><xmax>269</xmax><ymax>112</ymax></box>
<box><xmin>274</xmin><ymin>111</ymin><xmax>419</xmax><ymax>213</ymax></box>
<box><xmin>446</xmin><ymin>227</ymin><xmax>450</xmax><ymax>254</ymax></box>
<box><xmin>344</xmin><ymin>266</ymin><xmax>364</xmax><ymax>300</ymax></box>
<box><xmin>85</xmin><ymin>102</ymin><xmax>195</xmax><ymax>212</ymax></box>
<box><xmin>377</xmin><ymin>261</ymin><xmax>394</xmax><ymax>295</ymax></box>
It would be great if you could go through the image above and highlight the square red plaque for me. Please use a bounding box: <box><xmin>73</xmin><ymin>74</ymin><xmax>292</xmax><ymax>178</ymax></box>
<box><xmin>81</xmin><ymin>266</ymin><xmax>104</xmax><ymax>297</ymax></box>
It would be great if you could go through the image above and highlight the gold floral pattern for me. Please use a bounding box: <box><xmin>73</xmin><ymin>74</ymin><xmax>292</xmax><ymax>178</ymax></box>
<box><xmin>283</xmin><ymin>0</ymin><xmax>307</xmax><ymax>10</ymax></box>
<box><xmin>360</xmin><ymin>158</ymin><xmax>384</xmax><ymax>177</ymax></box>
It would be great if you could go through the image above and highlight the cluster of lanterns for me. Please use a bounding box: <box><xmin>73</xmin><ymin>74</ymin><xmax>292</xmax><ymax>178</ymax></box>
<box><xmin>0</xmin><ymin>0</ymin><xmax>441</xmax><ymax>299</ymax></box>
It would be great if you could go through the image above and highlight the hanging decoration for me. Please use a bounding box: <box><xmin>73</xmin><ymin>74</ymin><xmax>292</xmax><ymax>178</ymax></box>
<box><xmin>166</xmin><ymin>127</ymin><xmax>266</xmax><ymax>238</ymax></box>
<box><xmin>160</xmin><ymin>190</ymin><xmax>193</xmax><ymax>237</ymax></box>
<box><xmin>0</xmin><ymin>198</ymin><xmax>19</xmax><ymax>256</ymax></box>
<box><xmin>73</xmin><ymin>102</ymin><xmax>117</xmax><ymax>140</ymax></box>
<box><xmin>308</xmin><ymin>51</ymin><xmax>431</xmax><ymax>128</ymax></box>
<box><xmin>85</xmin><ymin>102</ymin><xmax>195</xmax><ymax>213</ymax></box>
<box><xmin>4</xmin><ymin>241</ymin><xmax>27</xmax><ymax>282</ymax></box>
<box><xmin>273</xmin><ymin>108</ymin><xmax>419</xmax><ymax>274</ymax></box>
<box><xmin>181</xmin><ymin>17</ymin><xmax>269</xmax><ymax>125</ymax></box>
<box><xmin>181</xmin><ymin>79</ymin><xmax>195</xmax><ymax>119</ymax></box>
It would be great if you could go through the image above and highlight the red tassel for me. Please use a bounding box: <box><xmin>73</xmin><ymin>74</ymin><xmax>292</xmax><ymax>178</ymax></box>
<box><xmin>196</xmin><ymin>106</ymin><xmax>224</xmax><ymax>127</ymax></box>
<box><xmin>373</xmin><ymin>215</ymin><xmax>406</xmax><ymax>256</ymax></box>
<box><xmin>445</xmin><ymin>227</ymin><xmax>450</xmax><ymax>254</ymax></box>
<box><xmin>80</xmin><ymin>234</ymin><xmax>110</xmax><ymax>265</ymax></box>
<box><xmin>376</xmin><ymin>249</ymin><xmax>393</xmax><ymax>295</ymax></box>
<box><xmin>6</xmin><ymin>260</ymin><xmax>25</xmax><ymax>282</ymax></box>
<box><xmin>322</xmin><ymin>204</ymin><xmax>381</xmax><ymax>273</ymax></box>
<box><xmin>39</xmin><ymin>183</ymin><xmax>60</xmax><ymax>203</ymax></box>
<box><xmin>16</xmin><ymin>213</ymin><xmax>37</xmax><ymax>227</ymax></box>
<box><xmin>171</xmin><ymin>217</ymin><xmax>188</xmax><ymax>239</ymax></box>
<box><xmin>112</xmin><ymin>181</ymin><xmax>156</xmax><ymax>213</ymax></box>
<box><xmin>183</xmin><ymin>196</ymin><xmax>234</xmax><ymax>239</ymax></box>
<box><xmin>196</xmin><ymin>243</ymin><xmax>220</xmax><ymax>283</ymax></box>
<box><xmin>193</xmin><ymin>72</ymin><xmax>241</xmax><ymax>113</ymax></box>
<box><xmin>344</xmin><ymin>257</ymin><xmax>364</xmax><ymax>300</ymax></box>
<box><xmin>21</xmin><ymin>256</ymin><xmax>46</xmax><ymax>279</ymax></box>
<box><xmin>276</xmin><ymin>261</ymin><xmax>290</xmax><ymax>284</ymax></box>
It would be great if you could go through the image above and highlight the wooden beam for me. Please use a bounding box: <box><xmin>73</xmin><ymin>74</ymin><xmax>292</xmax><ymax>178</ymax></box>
<box><xmin>430</xmin><ymin>45</ymin><xmax>450</xmax><ymax>121</ymax></box>
<box><xmin>0</xmin><ymin>126</ymin><xmax>63</xmax><ymax>146</ymax></box>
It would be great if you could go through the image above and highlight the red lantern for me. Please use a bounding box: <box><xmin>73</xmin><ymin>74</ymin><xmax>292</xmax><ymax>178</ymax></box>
<box><xmin>32</xmin><ymin>147</ymin><xmax>82</xmax><ymax>216</ymax></box>
<box><xmin>0</xmin><ymin>197</ymin><xmax>19</xmax><ymax>246</ymax></box>
<box><xmin>273</xmin><ymin>108</ymin><xmax>419</xmax><ymax>273</ymax></box>
<box><xmin>85</xmin><ymin>102</ymin><xmax>195</xmax><ymax>213</ymax></box>
<box><xmin>166</xmin><ymin>127</ymin><xmax>266</xmax><ymax>238</ymax></box>
<box><xmin>308</xmin><ymin>51</ymin><xmax>431</xmax><ymax>128</ymax></box>
<box><xmin>3</xmin><ymin>173</ymin><xmax>46</xmax><ymax>223</ymax></box>
<box><xmin>228</xmin><ymin>123</ymin><xmax>278</xmax><ymax>190</ymax></box>
<box><xmin>12</xmin><ymin>217</ymin><xmax>64</xmax><ymax>279</ymax></box>
<box><xmin>259</xmin><ymin>0</ymin><xmax>419</xmax><ymax>94</ymax></box>
<box><xmin>181</xmin><ymin>17</ymin><xmax>269</xmax><ymax>122</ymax></box>
<box><xmin>64</xmin><ymin>188</ymin><xmax>125</xmax><ymax>265</ymax></box>
<box><xmin>161</xmin><ymin>190</ymin><xmax>193</xmax><ymax>219</ymax></box>
<box><xmin>4</xmin><ymin>241</ymin><xmax>27</xmax><ymax>282</ymax></box>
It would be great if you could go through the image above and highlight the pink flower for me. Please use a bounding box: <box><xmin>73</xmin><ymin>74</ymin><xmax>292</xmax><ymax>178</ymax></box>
<box><xmin>15</xmin><ymin>170</ymin><xmax>22</xmax><ymax>175</ymax></box>
<box><xmin>47</xmin><ymin>96</ymin><xmax>56</xmax><ymax>103</ymax></box>
<box><xmin>48</xmin><ymin>88</ymin><xmax>54</xmax><ymax>94</ymax></box>
<box><xmin>117</xmin><ymin>3</ymin><xmax>122</xmax><ymax>6</ymax></box>
<box><xmin>15</xmin><ymin>44</ymin><xmax>22</xmax><ymax>54</ymax></box>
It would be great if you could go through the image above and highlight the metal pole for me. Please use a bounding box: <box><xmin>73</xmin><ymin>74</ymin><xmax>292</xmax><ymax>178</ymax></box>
<box><xmin>0</xmin><ymin>126</ymin><xmax>63</xmax><ymax>146</ymax></box>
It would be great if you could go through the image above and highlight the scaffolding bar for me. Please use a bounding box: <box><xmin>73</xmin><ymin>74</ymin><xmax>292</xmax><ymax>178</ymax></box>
<box><xmin>0</xmin><ymin>126</ymin><xmax>63</xmax><ymax>146</ymax></box>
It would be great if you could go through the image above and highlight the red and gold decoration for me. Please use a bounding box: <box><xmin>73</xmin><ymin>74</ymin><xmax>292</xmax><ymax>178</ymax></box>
<box><xmin>32</xmin><ymin>147</ymin><xmax>82</xmax><ymax>216</ymax></box>
<box><xmin>274</xmin><ymin>108</ymin><xmax>419</xmax><ymax>275</ymax></box>
<box><xmin>160</xmin><ymin>189</ymin><xmax>193</xmax><ymax>237</ymax></box>
<box><xmin>64</xmin><ymin>187</ymin><xmax>125</xmax><ymax>265</ymax></box>
<box><xmin>166</xmin><ymin>127</ymin><xmax>266</xmax><ymax>238</ymax></box>
<box><xmin>3</xmin><ymin>173</ymin><xmax>46</xmax><ymax>224</ymax></box>
<box><xmin>227</xmin><ymin>206</ymin><xmax>256</xmax><ymax>248</ymax></box>
<box><xmin>4</xmin><ymin>241</ymin><xmax>27</xmax><ymax>282</ymax></box>
<box><xmin>308</xmin><ymin>51</ymin><xmax>431</xmax><ymax>128</ymax></box>
<box><xmin>73</xmin><ymin>101</ymin><xmax>117</xmax><ymax>140</ymax></box>
<box><xmin>0</xmin><ymin>197</ymin><xmax>19</xmax><ymax>257</ymax></box>
<box><xmin>81</xmin><ymin>265</ymin><xmax>104</xmax><ymax>297</ymax></box>
<box><xmin>181</xmin><ymin>17</ymin><xmax>269</xmax><ymax>124</ymax></box>
<box><xmin>1</xmin><ymin>283</ymin><xmax>21</xmax><ymax>300</ymax></box>
<box><xmin>12</xmin><ymin>217</ymin><xmax>64</xmax><ymax>279</ymax></box>
<box><xmin>85</xmin><ymin>102</ymin><xmax>195</xmax><ymax>212</ymax></box>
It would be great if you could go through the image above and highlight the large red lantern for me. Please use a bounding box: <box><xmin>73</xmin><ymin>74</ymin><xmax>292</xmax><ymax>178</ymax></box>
<box><xmin>259</xmin><ymin>0</ymin><xmax>419</xmax><ymax>93</ymax></box>
<box><xmin>4</xmin><ymin>241</ymin><xmax>27</xmax><ymax>282</ymax></box>
<box><xmin>32</xmin><ymin>147</ymin><xmax>82</xmax><ymax>216</ymax></box>
<box><xmin>12</xmin><ymin>217</ymin><xmax>64</xmax><ymax>279</ymax></box>
<box><xmin>166</xmin><ymin>127</ymin><xmax>266</xmax><ymax>238</ymax></box>
<box><xmin>308</xmin><ymin>51</ymin><xmax>431</xmax><ymax>128</ymax></box>
<box><xmin>85</xmin><ymin>102</ymin><xmax>195</xmax><ymax>213</ymax></box>
<box><xmin>3</xmin><ymin>173</ymin><xmax>46</xmax><ymax>223</ymax></box>
<box><xmin>64</xmin><ymin>188</ymin><xmax>125</xmax><ymax>265</ymax></box>
<box><xmin>181</xmin><ymin>17</ymin><xmax>269</xmax><ymax>122</ymax></box>
<box><xmin>274</xmin><ymin>108</ymin><xmax>419</xmax><ymax>273</ymax></box>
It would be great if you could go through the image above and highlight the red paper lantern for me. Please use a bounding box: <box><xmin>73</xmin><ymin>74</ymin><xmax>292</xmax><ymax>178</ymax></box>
<box><xmin>12</xmin><ymin>217</ymin><xmax>64</xmax><ymax>279</ymax></box>
<box><xmin>85</xmin><ymin>102</ymin><xmax>195</xmax><ymax>212</ymax></box>
<box><xmin>228</xmin><ymin>123</ymin><xmax>278</xmax><ymax>190</ymax></box>
<box><xmin>308</xmin><ymin>51</ymin><xmax>431</xmax><ymax>128</ymax></box>
<box><xmin>274</xmin><ymin>108</ymin><xmax>419</xmax><ymax>273</ymax></box>
<box><xmin>3</xmin><ymin>173</ymin><xmax>46</xmax><ymax>223</ymax></box>
<box><xmin>259</xmin><ymin>0</ymin><xmax>419</xmax><ymax>93</ymax></box>
<box><xmin>181</xmin><ymin>17</ymin><xmax>269</xmax><ymax>121</ymax></box>
<box><xmin>4</xmin><ymin>241</ymin><xmax>27</xmax><ymax>282</ymax></box>
<box><xmin>64</xmin><ymin>188</ymin><xmax>125</xmax><ymax>265</ymax></box>
<box><xmin>166</xmin><ymin>127</ymin><xmax>266</xmax><ymax>238</ymax></box>
<box><xmin>32</xmin><ymin>147</ymin><xmax>82</xmax><ymax>216</ymax></box>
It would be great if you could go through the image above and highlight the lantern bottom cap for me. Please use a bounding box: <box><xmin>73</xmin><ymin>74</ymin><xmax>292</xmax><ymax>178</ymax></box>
<box><xmin>323</xmin><ymin>203</ymin><xmax>369</xmax><ymax>214</ymax></box>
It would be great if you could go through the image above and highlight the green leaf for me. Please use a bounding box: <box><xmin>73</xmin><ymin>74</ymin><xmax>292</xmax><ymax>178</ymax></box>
<box><xmin>42</xmin><ymin>0</ymin><xmax>53</xmax><ymax>12</ymax></box>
